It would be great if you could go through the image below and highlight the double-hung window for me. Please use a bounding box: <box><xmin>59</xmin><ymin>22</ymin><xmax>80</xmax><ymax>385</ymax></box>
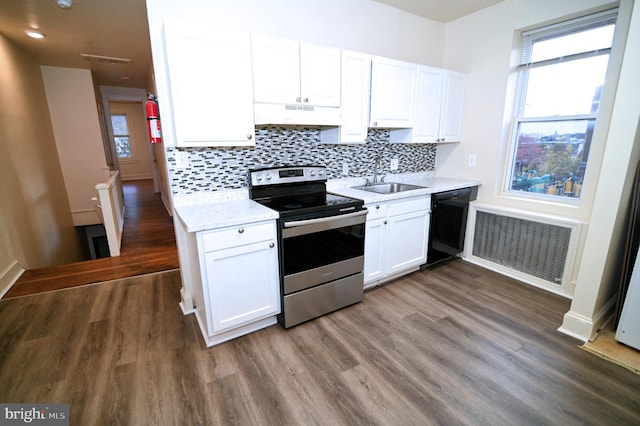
<box><xmin>111</xmin><ymin>114</ymin><xmax>133</xmax><ymax>159</ymax></box>
<box><xmin>507</xmin><ymin>9</ymin><xmax>617</xmax><ymax>201</ymax></box>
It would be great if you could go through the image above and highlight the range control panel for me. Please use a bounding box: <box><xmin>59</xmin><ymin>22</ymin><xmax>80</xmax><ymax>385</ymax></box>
<box><xmin>249</xmin><ymin>166</ymin><xmax>327</xmax><ymax>187</ymax></box>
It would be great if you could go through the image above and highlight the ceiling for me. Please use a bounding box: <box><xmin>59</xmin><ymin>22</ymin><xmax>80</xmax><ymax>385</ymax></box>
<box><xmin>0</xmin><ymin>0</ymin><xmax>504</xmax><ymax>89</ymax></box>
<box><xmin>0</xmin><ymin>0</ymin><xmax>152</xmax><ymax>88</ymax></box>
<box><xmin>372</xmin><ymin>0</ymin><xmax>504</xmax><ymax>23</ymax></box>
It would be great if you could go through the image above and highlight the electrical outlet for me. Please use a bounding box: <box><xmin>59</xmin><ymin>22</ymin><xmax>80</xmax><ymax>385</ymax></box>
<box><xmin>390</xmin><ymin>158</ymin><xmax>399</xmax><ymax>171</ymax></box>
<box><xmin>176</xmin><ymin>151</ymin><xmax>190</xmax><ymax>169</ymax></box>
<box><xmin>342</xmin><ymin>162</ymin><xmax>349</xmax><ymax>176</ymax></box>
<box><xmin>468</xmin><ymin>154</ymin><xmax>477</xmax><ymax>167</ymax></box>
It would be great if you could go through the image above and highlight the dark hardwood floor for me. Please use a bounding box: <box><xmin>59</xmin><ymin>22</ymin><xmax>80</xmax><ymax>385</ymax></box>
<box><xmin>1</xmin><ymin>260</ymin><xmax>638</xmax><ymax>425</ymax></box>
<box><xmin>3</xmin><ymin>179</ymin><xmax>179</xmax><ymax>299</ymax></box>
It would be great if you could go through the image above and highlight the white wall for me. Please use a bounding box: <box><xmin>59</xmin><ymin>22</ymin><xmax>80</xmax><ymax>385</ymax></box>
<box><xmin>41</xmin><ymin>66</ymin><xmax>111</xmax><ymax>226</ymax></box>
<box><xmin>0</xmin><ymin>35</ymin><xmax>83</xmax><ymax>280</ymax></box>
<box><xmin>438</xmin><ymin>0</ymin><xmax>619</xmax><ymax>221</ymax></box>
<box><xmin>561</xmin><ymin>0</ymin><xmax>640</xmax><ymax>340</ymax></box>
<box><xmin>145</xmin><ymin>0</ymin><xmax>446</xmax><ymax>148</ymax></box>
<box><xmin>441</xmin><ymin>0</ymin><xmax>640</xmax><ymax>340</ymax></box>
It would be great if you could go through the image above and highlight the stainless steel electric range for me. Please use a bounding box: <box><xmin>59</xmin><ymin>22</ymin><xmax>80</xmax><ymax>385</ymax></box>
<box><xmin>249</xmin><ymin>165</ymin><xmax>367</xmax><ymax>328</ymax></box>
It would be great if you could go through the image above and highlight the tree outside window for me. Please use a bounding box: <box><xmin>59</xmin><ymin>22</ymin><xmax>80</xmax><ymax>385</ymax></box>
<box><xmin>507</xmin><ymin>11</ymin><xmax>617</xmax><ymax>200</ymax></box>
<box><xmin>111</xmin><ymin>114</ymin><xmax>132</xmax><ymax>159</ymax></box>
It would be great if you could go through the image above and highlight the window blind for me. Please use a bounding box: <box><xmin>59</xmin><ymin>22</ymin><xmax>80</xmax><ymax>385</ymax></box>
<box><xmin>519</xmin><ymin>8</ymin><xmax>618</xmax><ymax>68</ymax></box>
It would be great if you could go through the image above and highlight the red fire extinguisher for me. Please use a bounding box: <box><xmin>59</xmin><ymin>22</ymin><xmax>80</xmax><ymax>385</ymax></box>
<box><xmin>145</xmin><ymin>93</ymin><xmax>162</xmax><ymax>144</ymax></box>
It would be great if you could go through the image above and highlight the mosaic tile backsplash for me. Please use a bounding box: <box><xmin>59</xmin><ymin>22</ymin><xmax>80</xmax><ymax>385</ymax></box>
<box><xmin>167</xmin><ymin>127</ymin><xmax>436</xmax><ymax>194</ymax></box>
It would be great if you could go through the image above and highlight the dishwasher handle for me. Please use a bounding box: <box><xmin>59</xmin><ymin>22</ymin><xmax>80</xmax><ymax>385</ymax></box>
<box><xmin>433</xmin><ymin>187</ymin><xmax>472</xmax><ymax>202</ymax></box>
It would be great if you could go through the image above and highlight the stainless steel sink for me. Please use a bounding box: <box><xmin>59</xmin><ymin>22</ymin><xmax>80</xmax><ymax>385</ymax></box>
<box><xmin>353</xmin><ymin>182</ymin><xmax>427</xmax><ymax>194</ymax></box>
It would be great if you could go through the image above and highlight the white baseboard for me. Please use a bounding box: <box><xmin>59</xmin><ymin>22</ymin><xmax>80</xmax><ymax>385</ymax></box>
<box><xmin>558</xmin><ymin>296</ymin><xmax>616</xmax><ymax>342</ymax></box>
<box><xmin>0</xmin><ymin>260</ymin><xmax>25</xmax><ymax>299</ymax></box>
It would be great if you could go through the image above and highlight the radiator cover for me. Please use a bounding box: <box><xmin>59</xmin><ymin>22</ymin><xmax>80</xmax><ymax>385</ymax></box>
<box><xmin>472</xmin><ymin>211</ymin><xmax>572</xmax><ymax>285</ymax></box>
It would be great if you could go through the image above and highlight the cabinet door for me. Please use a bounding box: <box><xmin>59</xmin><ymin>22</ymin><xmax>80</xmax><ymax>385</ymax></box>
<box><xmin>251</xmin><ymin>34</ymin><xmax>301</xmax><ymax>105</ymax></box>
<box><xmin>163</xmin><ymin>21</ymin><xmax>255</xmax><ymax>147</ymax></box>
<box><xmin>300</xmin><ymin>43</ymin><xmax>341</xmax><ymax>107</ymax></box>
<box><xmin>363</xmin><ymin>217</ymin><xmax>388</xmax><ymax>285</ymax></box>
<box><xmin>204</xmin><ymin>240</ymin><xmax>279</xmax><ymax>333</ymax></box>
<box><xmin>387</xmin><ymin>210</ymin><xmax>429</xmax><ymax>274</ymax></box>
<box><xmin>439</xmin><ymin>70</ymin><xmax>466</xmax><ymax>142</ymax></box>
<box><xmin>339</xmin><ymin>50</ymin><xmax>371</xmax><ymax>143</ymax></box>
<box><xmin>369</xmin><ymin>57</ymin><xmax>416</xmax><ymax>128</ymax></box>
<box><xmin>413</xmin><ymin>65</ymin><xmax>443</xmax><ymax>143</ymax></box>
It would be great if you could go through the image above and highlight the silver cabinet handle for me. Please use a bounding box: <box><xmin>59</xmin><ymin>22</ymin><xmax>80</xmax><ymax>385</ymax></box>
<box><xmin>303</xmin><ymin>98</ymin><xmax>309</xmax><ymax>103</ymax></box>
<box><xmin>373</xmin><ymin>121</ymin><xmax>378</xmax><ymax>126</ymax></box>
<box><xmin>238</xmin><ymin>228</ymin><xmax>244</xmax><ymax>234</ymax></box>
<box><xmin>376</xmin><ymin>205</ymin><xmax>380</xmax><ymax>210</ymax></box>
<box><xmin>269</xmin><ymin>242</ymin><xmax>275</xmax><ymax>248</ymax></box>
<box><xmin>247</xmin><ymin>134</ymin><xmax>253</xmax><ymax>140</ymax></box>
<box><xmin>384</xmin><ymin>220</ymin><xmax>388</xmax><ymax>225</ymax></box>
<box><xmin>296</xmin><ymin>97</ymin><xmax>301</xmax><ymax>103</ymax></box>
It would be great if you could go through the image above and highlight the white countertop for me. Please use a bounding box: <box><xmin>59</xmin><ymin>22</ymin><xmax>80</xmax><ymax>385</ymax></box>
<box><xmin>173</xmin><ymin>172</ymin><xmax>481</xmax><ymax>232</ymax></box>
<box><xmin>175</xmin><ymin>196</ymin><xmax>278</xmax><ymax>232</ymax></box>
<box><xmin>328</xmin><ymin>173</ymin><xmax>481</xmax><ymax>204</ymax></box>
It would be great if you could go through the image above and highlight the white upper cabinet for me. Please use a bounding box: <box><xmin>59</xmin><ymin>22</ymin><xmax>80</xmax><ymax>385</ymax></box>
<box><xmin>369</xmin><ymin>57</ymin><xmax>416</xmax><ymax>129</ymax></box>
<box><xmin>163</xmin><ymin>20</ymin><xmax>255</xmax><ymax>147</ymax></box>
<box><xmin>414</xmin><ymin>66</ymin><xmax>466</xmax><ymax>143</ymax></box>
<box><xmin>252</xmin><ymin>34</ymin><xmax>341</xmax><ymax>125</ymax></box>
<box><xmin>338</xmin><ymin>50</ymin><xmax>371</xmax><ymax>143</ymax></box>
<box><xmin>438</xmin><ymin>70</ymin><xmax>466</xmax><ymax>142</ymax></box>
<box><xmin>251</xmin><ymin>35</ymin><xmax>301</xmax><ymax>105</ymax></box>
<box><xmin>413</xmin><ymin>66</ymin><xmax>444</xmax><ymax>142</ymax></box>
<box><xmin>299</xmin><ymin>43</ymin><xmax>342</xmax><ymax>107</ymax></box>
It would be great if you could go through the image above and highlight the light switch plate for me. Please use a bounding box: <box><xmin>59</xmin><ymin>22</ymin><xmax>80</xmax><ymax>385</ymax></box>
<box><xmin>342</xmin><ymin>162</ymin><xmax>349</xmax><ymax>176</ymax></box>
<box><xmin>468</xmin><ymin>154</ymin><xmax>477</xmax><ymax>167</ymax></box>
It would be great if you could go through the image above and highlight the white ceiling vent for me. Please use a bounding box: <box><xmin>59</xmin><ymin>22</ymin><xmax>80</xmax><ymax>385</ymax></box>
<box><xmin>80</xmin><ymin>54</ymin><xmax>132</xmax><ymax>64</ymax></box>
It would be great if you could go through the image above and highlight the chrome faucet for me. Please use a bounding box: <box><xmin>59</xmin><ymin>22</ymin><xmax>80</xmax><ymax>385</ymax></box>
<box><xmin>365</xmin><ymin>156</ymin><xmax>385</xmax><ymax>186</ymax></box>
<box><xmin>372</xmin><ymin>156</ymin><xmax>384</xmax><ymax>185</ymax></box>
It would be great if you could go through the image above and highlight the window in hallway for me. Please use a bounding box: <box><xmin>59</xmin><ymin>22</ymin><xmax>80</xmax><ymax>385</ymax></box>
<box><xmin>111</xmin><ymin>113</ymin><xmax>132</xmax><ymax>158</ymax></box>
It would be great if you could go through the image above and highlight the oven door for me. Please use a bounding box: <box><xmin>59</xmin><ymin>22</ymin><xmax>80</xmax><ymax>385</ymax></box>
<box><xmin>281</xmin><ymin>209</ymin><xmax>367</xmax><ymax>294</ymax></box>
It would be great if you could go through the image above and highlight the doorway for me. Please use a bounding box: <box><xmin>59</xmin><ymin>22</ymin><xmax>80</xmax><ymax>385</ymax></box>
<box><xmin>108</xmin><ymin>101</ymin><xmax>154</xmax><ymax>181</ymax></box>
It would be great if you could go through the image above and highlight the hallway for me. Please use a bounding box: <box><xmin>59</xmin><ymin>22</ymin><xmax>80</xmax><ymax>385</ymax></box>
<box><xmin>3</xmin><ymin>180</ymin><xmax>179</xmax><ymax>299</ymax></box>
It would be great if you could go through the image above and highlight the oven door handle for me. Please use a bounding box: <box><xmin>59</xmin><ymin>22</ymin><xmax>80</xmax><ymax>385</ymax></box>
<box><xmin>284</xmin><ymin>210</ymin><xmax>368</xmax><ymax>228</ymax></box>
<box><xmin>283</xmin><ymin>209</ymin><xmax>368</xmax><ymax>238</ymax></box>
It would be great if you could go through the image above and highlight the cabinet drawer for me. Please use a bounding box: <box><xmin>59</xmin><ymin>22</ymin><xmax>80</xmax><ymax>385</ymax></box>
<box><xmin>364</xmin><ymin>203</ymin><xmax>388</xmax><ymax>220</ymax></box>
<box><xmin>388</xmin><ymin>196</ymin><xmax>430</xmax><ymax>216</ymax></box>
<box><xmin>200</xmin><ymin>222</ymin><xmax>275</xmax><ymax>252</ymax></box>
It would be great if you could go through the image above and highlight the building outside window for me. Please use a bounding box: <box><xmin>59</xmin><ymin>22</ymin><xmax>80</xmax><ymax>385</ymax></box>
<box><xmin>506</xmin><ymin>9</ymin><xmax>617</xmax><ymax>200</ymax></box>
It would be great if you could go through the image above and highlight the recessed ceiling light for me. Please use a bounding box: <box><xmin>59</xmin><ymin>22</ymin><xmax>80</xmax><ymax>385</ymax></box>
<box><xmin>56</xmin><ymin>0</ymin><xmax>73</xmax><ymax>8</ymax></box>
<box><xmin>25</xmin><ymin>30</ymin><xmax>45</xmax><ymax>39</ymax></box>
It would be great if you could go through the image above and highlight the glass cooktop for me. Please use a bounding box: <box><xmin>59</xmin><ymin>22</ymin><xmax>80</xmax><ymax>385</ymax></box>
<box><xmin>255</xmin><ymin>192</ymin><xmax>363</xmax><ymax>218</ymax></box>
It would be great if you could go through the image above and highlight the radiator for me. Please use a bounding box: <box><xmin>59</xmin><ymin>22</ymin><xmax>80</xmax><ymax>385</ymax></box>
<box><xmin>467</xmin><ymin>205</ymin><xmax>583</xmax><ymax>297</ymax></box>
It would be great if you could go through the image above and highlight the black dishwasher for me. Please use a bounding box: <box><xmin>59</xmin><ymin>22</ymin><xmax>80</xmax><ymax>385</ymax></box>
<box><xmin>424</xmin><ymin>187</ymin><xmax>476</xmax><ymax>267</ymax></box>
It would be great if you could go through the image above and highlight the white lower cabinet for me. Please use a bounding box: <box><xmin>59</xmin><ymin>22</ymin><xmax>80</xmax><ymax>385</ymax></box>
<box><xmin>363</xmin><ymin>196</ymin><xmax>430</xmax><ymax>288</ymax></box>
<box><xmin>195</xmin><ymin>220</ymin><xmax>280</xmax><ymax>346</ymax></box>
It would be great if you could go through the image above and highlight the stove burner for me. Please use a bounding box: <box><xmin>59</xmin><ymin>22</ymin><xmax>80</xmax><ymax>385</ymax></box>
<box><xmin>282</xmin><ymin>203</ymin><xmax>304</xmax><ymax>210</ymax></box>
